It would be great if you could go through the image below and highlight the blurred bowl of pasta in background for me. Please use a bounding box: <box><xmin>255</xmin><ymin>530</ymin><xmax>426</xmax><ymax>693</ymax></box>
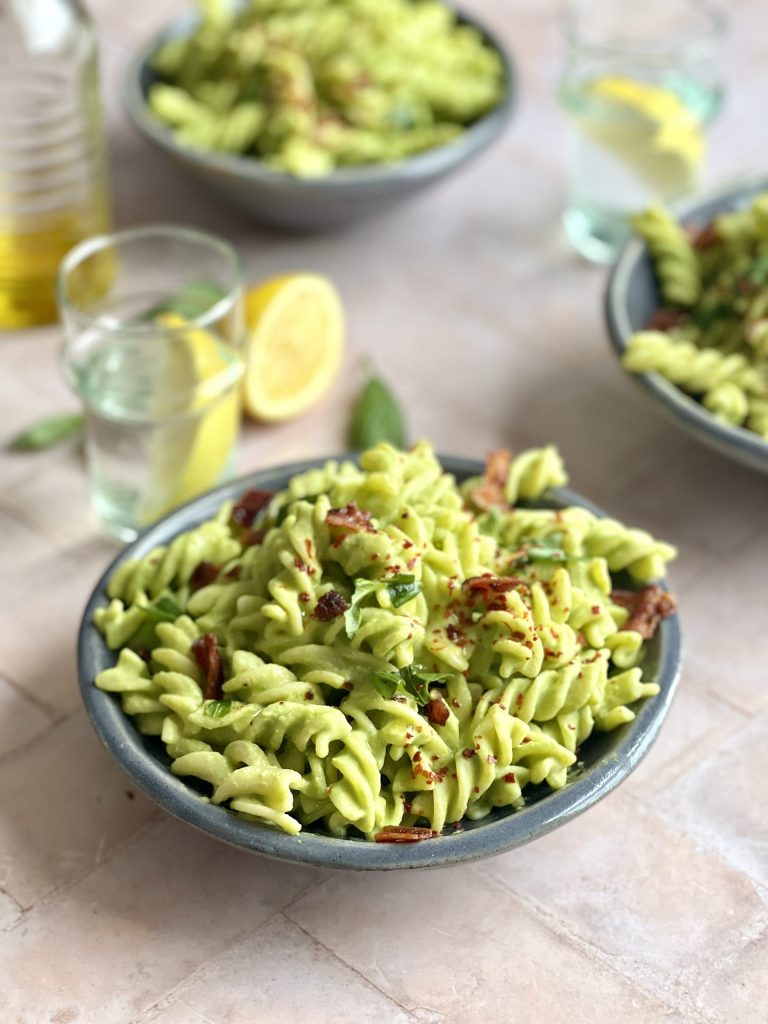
<box><xmin>123</xmin><ymin>4</ymin><xmax>515</xmax><ymax>230</ymax></box>
<box><xmin>78</xmin><ymin>453</ymin><xmax>681</xmax><ymax>871</ymax></box>
<box><xmin>605</xmin><ymin>174</ymin><xmax>768</xmax><ymax>474</ymax></box>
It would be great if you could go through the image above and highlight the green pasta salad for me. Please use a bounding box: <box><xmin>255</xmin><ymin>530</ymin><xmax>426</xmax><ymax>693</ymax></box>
<box><xmin>94</xmin><ymin>442</ymin><xmax>677</xmax><ymax>841</ymax></box>
<box><xmin>622</xmin><ymin>196</ymin><xmax>768</xmax><ymax>439</ymax></box>
<box><xmin>147</xmin><ymin>0</ymin><xmax>506</xmax><ymax>176</ymax></box>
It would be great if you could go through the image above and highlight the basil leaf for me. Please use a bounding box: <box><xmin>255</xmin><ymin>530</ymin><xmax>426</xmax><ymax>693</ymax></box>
<box><xmin>386</xmin><ymin>573</ymin><xmax>422</xmax><ymax>608</ymax></box>
<box><xmin>344</xmin><ymin>603</ymin><xmax>362</xmax><ymax>639</ymax></box>
<box><xmin>141</xmin><ymin>596</ymin><xmax>183</xmax><ymax>623</ymax></box>
<box><xmin>204</xmin><ymin>699</ymin><xmax>232</xmax><ymax>718</ymax></box>
<box><xmin>145</xmin><ymin>280</ymin><xmax>227</xmax><ymax>321</ymax></box>
<box><xmin>7</xmin><ymin>412</ymin><xmax>85</xmax><ymax>452</ymax></box>
<box><xmin>344</xmin><ymin>578</ymin><xmax>385</xmax><ymax>638</ymax></box>
<box><xmin>371</xmin><ymin>669</ymin><xmax>405</xmax><ymax>699</ymax></box>
<box><xmin>370</xmin><ymin>664</ymin><xmax>450</xmax><ymax>706</ymax></box>
<box><xmin>348</xmin><ymin>375</ymin><xmax>406</xmax><ymax>450</ymax></box>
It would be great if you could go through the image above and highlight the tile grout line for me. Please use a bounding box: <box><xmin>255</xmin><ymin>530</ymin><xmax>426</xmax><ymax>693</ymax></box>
<box><xmin>0</xmin><ymin>670</ymin><xmax>70</xmax><ymax>728</ymax></box>
<box><xmin>475</xmin><ymin>865</ymin><xmax>715</xmax><ymax>1024</ymax></box>
<box><xmin>284</xmin><ymin>910</ymin><xmax>417</xmax><ymax>1018</ymax></box>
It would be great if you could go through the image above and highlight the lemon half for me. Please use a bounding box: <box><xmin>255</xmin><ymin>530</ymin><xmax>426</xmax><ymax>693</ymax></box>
<box><xmin>243</xmin><ymin>273</ymin><xmax>344</xmax><ymax>422</ymax></box>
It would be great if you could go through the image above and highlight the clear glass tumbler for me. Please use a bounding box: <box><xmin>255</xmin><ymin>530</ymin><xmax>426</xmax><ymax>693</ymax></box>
<box><xmin>59</xmin><ymin>225</ymin><xmax>244</xmax><ymax>541</ymax></box>
<box><xmin>559</xmin><ymin>0</ymin><xmax>726</xmax><ymax>263</ymax></box>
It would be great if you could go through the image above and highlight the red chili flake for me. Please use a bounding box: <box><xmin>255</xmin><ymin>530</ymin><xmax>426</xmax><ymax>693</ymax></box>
<box><xmin>413</xmin><ymin>751</ymin><xmax>422</xmax><ymax>763</ymax></box>
<box><xmin>299</xmin><ymin>591</ymin><xmax>311</xmax><ymax>603</ymax></box>
<box><xmin>402</xmin><ymin>540</ymin><xmax>414</xmax><ymax>549</ymax></box>
<box><xmin>503</xmin><ymin>772</ymin><xmax>517</xmax><ymax>784</ymax></box>
<box><xmin>446</xmin><ymin>623</ymin><xmax>464</xmax><ymax>645</ymax></box>
<box><xmin>231</xmin><ymin>488</ymin><xmax>273</xmax><ymax>528</ymax></box>
<box><xmin>487</xmin><ymin>754</ymin><xmax>497</xmax><ymax>764</ymax></box>
<box><xmin>403</xmin><ymin>801</ymin><xmax>412</xmax><ymax>813</ymax></box>
<box><xmin>374</xmin><ymin>826</ymin><xmax>439</xmax><ymax>843</ymax></box>
<box><xmin>305</xmin><ymin>539</ymin><xmax>313</xmax><ymax>560</ymax></box>
<box><xmin>431</xmin><ymin>754</ymin><xmax>439</xmax><ymax>762</ymax></box>
<box><xmin>462</xmin><ymin>748</ymin><xmax>475</xmax><ymax>759</ymax></box>
<box><xmin>191</xmin><ymin>633</ymin><xmax>224</xmax><ymax>701</ymax></box>
<box><xmin>294</xmin><ymin>557</ymin><xmax>309</xmax><ymax>573</ymax></box>
<box><xmin>473</xmin><ymin>786</ymin><xmax>480</xmax><ymax>793</ymax></box>
<box><xmin>305</xmin><ymin>690</ymin><xmax>314</xmax><ymax>700</ymax></box>
<box><xmin>425</xmin><ymin>697</ymin><xmax>450</xmax><ymax>726</ymax></box>
<box><xmin>515</xmin><ymin>692</ymin><xmax>524</xmax><ymax>708</ymax></box>
<box><xmin>326</xmin><ymin>502</ymin><xmax>373</xmax><ymax>532</ymax></box>
<box><xmin>406</xmin><ymin>556</ymin><xmax>418</xmax><ymax>570</ymax></box>
<box><xmin>241</xmin><ymin>528</ymin><xmax>266</xmax><ymax>548</ymax></box>
<box><xmin>452</xmin><ymin>699</ymin><xmax>461</xmax><ymax>708</ymax></box>
<box><xmin>612</xmin><ymin>584</ymin><xmax>677</xmax><ymax>639</ymax></box>
<box><xmin>313</xmin><ymin>590</ymin><xmax>349</xmax><ymax>621</ymax></box>
<box><xmin>591</xmin><ymin>605</ymin><xmax>600</xmax><ymax>615</ymax></box>
<box><xmin>463</xmin><ymin>574</ymin><xmax>528</xmax><ymax>598</ymax></box>
<box><xmin>521</xmin><ymin>737</ymin><xmax>531</xmax><ymax>744</ymax></box>
<box><xmin>225</xmin><ymin>565</ymin><xmax>242</xmax><ymax>581</ymax></box>
<box><xmin>544</xmin><ymin>648</ymin><xmax>555</xmax><ymax>658</ymax></box>
<box><xmin>189</xmin><ymin>561</ymin><xmax>220</xmax><ymax>591</ymax></box>
<box><xmin>471</xmin><ymin>449</ymin><xmax>512</xmax><ymax>511</ymax></box>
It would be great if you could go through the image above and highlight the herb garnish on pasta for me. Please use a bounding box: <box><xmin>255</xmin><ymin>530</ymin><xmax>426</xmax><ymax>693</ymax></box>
<box><xmin>94</xmin><ymin>442</ymin><xmax>676</xmax><ymax>840</ymax></box>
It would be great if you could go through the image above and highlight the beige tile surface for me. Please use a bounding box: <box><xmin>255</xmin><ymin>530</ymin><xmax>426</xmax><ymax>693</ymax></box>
<box><xmin>2</xmin><ymin>0</ymin><xmax>767</xmax><ymax>1021</ymax></box>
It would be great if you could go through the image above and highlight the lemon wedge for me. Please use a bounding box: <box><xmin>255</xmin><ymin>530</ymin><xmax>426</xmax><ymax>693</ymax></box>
<box><xmin>576</xmin><ymin>75</ymin><xmax>704</xmax><ymax>196</ymax></box>
<box><xmin>140</xmin><ymin>312</ymin><xmax>243</xmax><ymax>523</ymax></box>
<box><xmin>243</xmin><ymin>273</ymin><xmax>344</xmax><ymax>421</ymax></box>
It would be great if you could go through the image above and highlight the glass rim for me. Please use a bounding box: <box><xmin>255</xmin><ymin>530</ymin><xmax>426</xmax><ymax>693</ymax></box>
<box><xmin>57</xmin><ymin>222</ymin><xmax>243</xmax><ymax>335</ymax></box>
<box><xmin>562</xmin><ymin>0</ymin><xmax>727</xmax><ymax>61</ymax></box>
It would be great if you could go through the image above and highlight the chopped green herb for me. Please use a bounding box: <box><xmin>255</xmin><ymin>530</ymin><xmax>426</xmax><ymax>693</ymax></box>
<box><xmin>203</xmin><ymin>699</ymin><xmax>233</xmax><ymax>718</ymax></box>
<box><xmin>141</xmin><ymin>596</ymin><xmax>184</xmax><ymax>623</ymax></box>
<box><xmin>371</xmin><ymin>663</ymin><xmax>450</xmax><ymax>706</ymax></box>
<box><xmin>344</xmin><ymin>574</ymin><xmax>422</xmax><ymax>638</ymax></box>
<box><xmin>7</xmin><ymin>412</ymin><xmax>85</xmax><ymax>452</ymax></box>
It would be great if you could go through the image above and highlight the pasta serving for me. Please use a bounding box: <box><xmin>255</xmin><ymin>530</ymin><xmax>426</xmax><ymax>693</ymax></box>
<box><xmin>94</xmin><ymin>442</ymin><xmax>676</xmax><ymax>841</ymax></box>
<box><xmin>622</xmin><ymin>197</ymin><xmax>768</xmax><ymax>438</ymax></box>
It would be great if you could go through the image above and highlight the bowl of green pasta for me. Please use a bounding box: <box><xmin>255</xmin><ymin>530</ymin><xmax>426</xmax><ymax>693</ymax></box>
<box><xmin>605</xmin><ymin>175</ymin><xmax>768</xmax><ymax>473</ymax></box>
<box><xmin>78</xmin><ymin>442</ymin><xmax>681</xmax><ymax>870</ymax></box>
<box><xmin>123</xmin><ymin>0</ymin><xmax>515</xmax><ymax>230</ymax></box>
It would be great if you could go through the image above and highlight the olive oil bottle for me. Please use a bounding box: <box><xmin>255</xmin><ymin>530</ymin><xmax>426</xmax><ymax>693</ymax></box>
<box><xmin>0</xmin><ymin>0</ymin><xmax>111</xmax><ymax>328</ymax></box>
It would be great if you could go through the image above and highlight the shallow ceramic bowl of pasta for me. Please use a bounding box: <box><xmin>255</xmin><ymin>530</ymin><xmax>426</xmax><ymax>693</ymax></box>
<box><xmin>78</xmin><ymin>453</ymin><xmax>681</xmax><ymax>871</ymax></box>
<box><xmin>605</xmin><ymin>174</ymin><xmax>768</xmax><ymax>474</ymax></box>
<box><xmin>123</xmin><ymin>9</ymin><xmax>515</xmax><ymax>230</ymax></box>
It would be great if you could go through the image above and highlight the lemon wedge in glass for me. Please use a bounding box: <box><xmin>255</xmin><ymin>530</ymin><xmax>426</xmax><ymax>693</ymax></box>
<box><xmin>575</xmin><ymin>75</ymin><xmax>704</xmax><ymax>196</ymax></box>
<box><xmin>140</xmin><ymin>312</ymin><xmax>243</xmax><ymax>523</ymax></box>
<box><xmin>243</xmin><ymin>274</ymin><xmax>344</xmax><ymax>422</ymax></box>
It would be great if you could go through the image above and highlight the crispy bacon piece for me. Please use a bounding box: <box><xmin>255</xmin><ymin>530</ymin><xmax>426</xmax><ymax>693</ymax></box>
<box><xmin>230</xmin><ymin>488</ymin><xmax>273</xmax><ymax>528</ymax></box>
<box><xmin>313</xmin><ymin>590</ymin><xmax>349</xmax><ymax>621</ymax></box>
<box><xmin>471</xmin><ymin>449</ymin><xmax>512</xmax><ymax>511</ymax></box>
<box><xmin>326</xmin><ymin>502</ymin><xmax>373</xmax><ymax>532</ymax></box>
<box><xmin>691</xmin><ymin>221</ymin><xmax>718</xmax><ymax>249</ymax></box>
<box><xmin>191</xmin><ymin>633</ymin><xmax>224</xmax><ymax>700</ymax></box>
<box><xmin>463</xmin><ymin>574</ymin><xmax>528</xmax><ymax>596</ymax></box>
<box><xmin>647</xmin><ymin>307</ymin><xmax>686</xmax><ymax>332</ymax></box>
<box><xmin>189</xmin><ymin>561</ymin><xmax>220</xmax><ymax>591</ymax></box>
<box><xmin>612</xmin><ymin>584</ymin><xmax>677</xmax><ymax>640</ymax></box>
<box><xmin>373</xmin><ymin>825</ymin><xmax>439</xmax><ymax>843</ymax></box>
<box><xmin>425</xmin><ymin>697</ymin><xmax>450</xmax><ymax>726</ymax></box>
<box><xmin>241</xmin><ymin>527</ymin><xmax>266</xmax><ymax>548</ymax></box>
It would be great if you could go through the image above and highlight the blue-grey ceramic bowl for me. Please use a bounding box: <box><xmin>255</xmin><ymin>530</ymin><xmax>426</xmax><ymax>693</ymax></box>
<box><xmin>123</xmin><ymin>10</ymin><xmax>515</xmax><ymax>230</ymax></box>
<box><xmin>78</xmin><ymin>455</ymin><xmax>681</xmax><ymax>870</ymax></box>
<box><xmin>605</xmin><ymin>174</ymin><xmax>768</xmax><ymax>474</ymax></box>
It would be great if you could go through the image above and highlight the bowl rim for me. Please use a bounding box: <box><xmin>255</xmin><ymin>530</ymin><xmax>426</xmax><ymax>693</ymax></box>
<box><xmin>78</xmin><ymin>453</ymin><xmax>682</xmax><ymax>871</ymax></box>
<box><xmin>122</xmin><ymin>5</ymin><xmax>516</xmax><ymax>189</ymax></box>
<box><xmin>604</xmin><ymin>172</ymin><xmax>768</xmax><ymax>473</ymax></box>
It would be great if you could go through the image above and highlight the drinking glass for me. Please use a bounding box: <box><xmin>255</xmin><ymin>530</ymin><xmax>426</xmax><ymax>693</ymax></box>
<box><xmin>559</xmin><ymin>0</ymin><xmax>726</xmax><ymax>263</ymax></box>
<box><xmin>59</xmin><ymin>225</ymin><xmax>244</xmax><ymax>541</ymax></box>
